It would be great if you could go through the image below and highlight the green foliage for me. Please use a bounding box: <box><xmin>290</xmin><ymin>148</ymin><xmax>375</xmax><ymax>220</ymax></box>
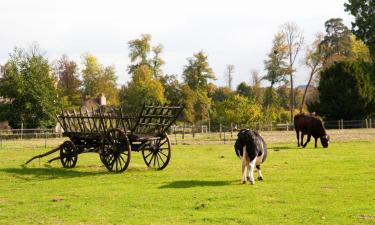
<box><xmin>159</xmin><ymin>74</ymin><xmax>182</xmax><ymax>106</ymax></box>
<box><xmin>263</xmin><ymin>32</ymin><xmax>289</xmax><ymax>87</ymax></box>
<box><xmin>214</xmin><ymin>94</ymin><xmax>262</xmax><ymax>125</ymax></box>
<box><xmin>320</xmin><ymin>18</ymin><xmax>352</xmax><ymax>67</ymax></box>
<box><xmin>308</xmin><ymin>60</ymin><xmax>375</xmax><ymax>119</ymax></box>
<box><xmin>81</xmin><ymin>53</ymin><xmax>119</xmax><ymax>105</ymax></box>
<box><xmin>0</xmin><ymin>46</ymin><xmax>59</xmax><ymax>128</ymax></box>
<box><xmin>120</xmin><ymin>65</ymin><xmax>166</xmax><ymax>113</ymax></box>
<box><xmin>345</xmin><ymin>0</ymin><xmax>375</xmax><ymax>60</ymax></box>
<box><xmin>127</xmin><ymin>34</ymin><xmax>164</xmax><ymax>77</ymax></box>
<box><xmin>236</xmin><ymin>82</ymin><xmax>253</xmax><ymax>99</ymax></box>
<box><xmin>182</xmin><ymin>51</ymin><xmax>216</xmax><ymax>91</ymax></box>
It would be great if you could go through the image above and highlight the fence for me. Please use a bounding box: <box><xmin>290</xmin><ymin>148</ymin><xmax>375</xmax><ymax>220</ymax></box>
<box><xmin>0</xmin><ymin>118</ymin><xmax>374</xmax><ymax>149</ymax></box>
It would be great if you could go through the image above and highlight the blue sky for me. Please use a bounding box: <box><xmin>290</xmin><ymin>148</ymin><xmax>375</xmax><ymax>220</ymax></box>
<box><xmin>0</xmin><ymin>0</ymin><xmax>353</xmax><ymax>87</ymax></box>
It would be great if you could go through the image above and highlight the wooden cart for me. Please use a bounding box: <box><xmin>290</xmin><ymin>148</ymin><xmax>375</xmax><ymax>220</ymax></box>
<box><xmin>25</xmin><ymin>104</ymin><xmax>183</xmax><ymax>172</ymax></box>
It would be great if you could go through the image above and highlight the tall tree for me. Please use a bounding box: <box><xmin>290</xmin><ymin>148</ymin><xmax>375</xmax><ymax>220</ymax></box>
<box><xmin>54</xmin><ymin>55</ymin><xmax>81</xmax><ymax>108</ymax></box>
<box><xmin>127</xmin><ymin>34</ymin><xmax>164</xmax><ymax>77</ymax></box>
<box><xmin>224</xmin><ymin>64</ymin><xmax>235</xmax><ymax>89</ymax></box>
<box><xmin>182</xmin><ymin>51</ymin><xmax>216</xmax><ymax>123</ymax></box>
<box><xmin>182</xmin><ymin>51</ymin><xmax>216</xmax><ymax>91</ymax></box>
<box><xmin>281</xmin><ymin>22</ymin><xmax>304</xmax><ymax>123</ymax></box>
<box><xmin>120</xmin><ymin>65</ymin><xmax>165</xmax><ymax>113</ymax></box>
<box><xmin>300</xmin><ymin>33</ymin><xmax>325</xmax><ymax>113</ymax></box>
<box><xmin>0</xmin><ymin>45</ymin><xmax>58</xmax><ymax>128</ymax></box>
<box><xmin>250</xmin><ymin>70</ymin><xmax>263</xmax><ymax>105</ymax></box>
<box><xmin>345</xmin><ymin>0</ymin><xmax>375</xmax><ymax>60</ymax></box>
<box><xmin>320</xmin><ymin>18</ymin><xmax>352</xmax><ymax>67</ymax></box>
<box><xmin>308</xmin><ymin>60</ymin><xmax>375</xmax><ymax>119</ymax></box>
<box><xmin>263</xmin><ymin>32</ymin><xmax>289</xmax><ymax>88</ymax></box>
<box><xmin>81</xmin><ymin>53</ymin><xmax>119</xmax><ymax>105</ymax></box>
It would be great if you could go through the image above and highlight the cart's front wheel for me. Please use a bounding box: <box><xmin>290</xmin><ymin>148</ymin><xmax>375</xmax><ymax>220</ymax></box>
<box><xmin>101</xmin><ymin>128</ymin><xmax>131</xmax><ymax>173</ymax></box>
<box><xmin>142</xmin><ymin>135</ymin><xmax>171</xmax><ymax>170</ymax></box>
<box><xmin>60</xmin><ymin>141</ymin><xmax>78</xmax><ymax>168</ymax></box>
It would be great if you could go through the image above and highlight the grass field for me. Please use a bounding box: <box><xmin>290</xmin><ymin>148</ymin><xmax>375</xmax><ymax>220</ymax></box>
<box><xmin>0</xmin><ymin>140</ymin><xmax>374</xmax><ymax>224</ymax></box>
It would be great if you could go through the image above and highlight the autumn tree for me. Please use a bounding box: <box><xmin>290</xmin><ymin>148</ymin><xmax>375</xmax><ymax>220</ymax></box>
<box><xmin>127</xmin><ymin>34</ymin><xmax>164</xmax><ymax>78</ymax></box>
<box><xmin>281</xmin><ymin>22</ymin><xmax>304</xmax><ymax>123</ymax></box>
<box><xmin>120</xmin><ymin>65</ymin><xmax>165</xmax><ymax>113</ymax></box>
<box><xmin>300</xmin><ymin>33</ymin><xmax>325</xmax><ymax>113</ymax></box>
<box><xmin>54</xmin><ymin>55</ymin><xmax>81</xmax><ymax>108</ymax></box>
<box><xmin>181</xmin><ymin>51</ymin><xmax>216</xmax><ymax>123</ymax></box>
<box><xmin>345</xmin><ymin>0</ymin><xmax>375</xmax><ymax>60</ymax></box>
<box><xmin>263</xmin><ymin>32</ymin><xmax>288</xmax><ymax>88</ymax></box>
<box><xmin>81</xmin><ymin>53</ymin><xmax>119</xmax><ymax>105</ymax></box>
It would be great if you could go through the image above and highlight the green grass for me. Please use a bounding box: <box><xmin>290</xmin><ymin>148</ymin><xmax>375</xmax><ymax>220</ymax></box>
<box><xmin>0</xmin><ymin>141</ymin><xmax>374</xmax><ymax>225</ymax></box>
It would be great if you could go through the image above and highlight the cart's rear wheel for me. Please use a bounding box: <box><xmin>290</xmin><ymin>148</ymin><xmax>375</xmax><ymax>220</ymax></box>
<box><xmin>101</xmin><ymin>128</ymin><xmax>131</xmax><ymax>173</ymax></box>
<box><xmin>142</xmin><ymin>135</ymin><xmax>171</xmax><ymax>170</ymax></box>
<box><xmin>60</xmin><ymin>141</ymin><xmax>78</xmax><ymax>168</ymax></box>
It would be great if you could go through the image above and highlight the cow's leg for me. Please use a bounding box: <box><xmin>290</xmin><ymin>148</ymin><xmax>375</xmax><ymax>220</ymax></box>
<box><xmin>314</xmin><ymin>138</ymin><xmax>318</xmax><ymax>148</ymax></box>
<box><xmin>248</xmin><ymin>157</ymin><xmax>257</xmax><ymax>185</ymax></box>
<box><xmin>241</xmin><ymin>146</ymin><xmax>249</xmax><ymax>184</ymax></box>
<box><xmin>256</xmin><ymin>165</ymin><xmax>263</xmax><ymax>181</ymax></box>
<box><xmin>303</xmin><ymin>134</ymin><xmax>311</xmax><ymax>148</ymax></box>
<box><xmin>296</xmin><ymin>130</ymin><xmax>300</xmax><ymax>147</ymax></box>
<box><xmin>301</xmin><ymin>133</ymin><xmax>304</xmax><ymax>147</ymax></box>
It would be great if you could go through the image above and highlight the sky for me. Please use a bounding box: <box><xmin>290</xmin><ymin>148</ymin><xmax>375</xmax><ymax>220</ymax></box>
<box><xmin>0</xmin><ymin>0</ymin><xmax>353</xmax><ymax>88</ymax></box>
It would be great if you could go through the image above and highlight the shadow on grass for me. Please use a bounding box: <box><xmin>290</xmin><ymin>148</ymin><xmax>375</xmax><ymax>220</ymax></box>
<box><xmin>0</xmin><ymin>166</ymin><xmax>106</xmax><ymax>180</ymax></box>
<box><xmin>269</xmin><ymin>146</ymin><xmax>297</xmax><ymax>151</ymax></box>
<box><xmin>159</xmin><ymin>180</ymin><xmax>237</xmax><ymax>189</ymax></box>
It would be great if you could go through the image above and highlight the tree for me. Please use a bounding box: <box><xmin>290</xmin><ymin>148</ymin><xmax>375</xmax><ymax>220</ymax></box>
<box><xmin>224</xmin><ymin>64</ymin><xmax>235</xmax><ymax>89</ymax></box>
<box><xmin>159</xmin><ymin>74</ymin><xmax>182</xmax><ymax>106</ymax></box>
<box><xmin>54</xmin><ymin>55</ymin><xmax>81</xmax><ymax>108</ymax></box>
<box><xmin>236</xmin><ymin>82</ymin><xmax>252</xmax><ymax>99</ymax></box>
<box><xmin>320</xmin><ymin>18</ymin><xmax>352</xmax><ymax>67</ymax></box>
<box><xmin>120</xmin><ymin>65</ymin><xmax>166</xmax><ymax>113</ymax></box>
<box><xmin>345</xmin><ymin>0</ymin><xmax>375</xmax><ymax>60</ymax></box>
<box><xmin>215</xmin><ymin>94</ymin><xmax>262</xmax><ymax>126</ymax></box>
<box><xmin>307</xmin><ymin>60</ymin><xmax>375</xmax><ymax>119</ymax></box>
<box><xmin>300</xmin><ymin>33</ymin><xmax>325</xmax><ymax>113</ymax></box>
<box><xmin>81</xmin><ymin>53</ymin><xmax>119</xmax><ymax>105</ymax></box>
<box><xmin>351</xmin><ymin>35</ymin><xmax>372</xmax><ymax>62</ymax></box>
<box><xmin>182</xmin><ymin>51</ymin><xmax>216</xmax><ymax>91</ymax></box>
<box><xmin>250</xmin><ymin>70</ymin><xmax>263</xmax><ymax>105</ymax></box>
<box><xmin>281</xmin><ymin>22</ymin><xmax>304</xmax><ymax>123</ymax></box>
<box><xmin>127</xmin><ymin>34</ymin><xmax>164</xmax><ymax>77</ymax></box>
<box><xmin>0</xmin><ymin>45</ymin><xmax>58</xmax><ymax>128</ymax></box>
<box><xmin>263</xmin><ymin>32</ymin><xmax>288</xmax><ymax>87</ymax></box>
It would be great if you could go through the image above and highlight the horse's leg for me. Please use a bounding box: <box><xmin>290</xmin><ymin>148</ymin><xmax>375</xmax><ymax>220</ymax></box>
<box><xmin>241</xmin><ymin>146</ymin><xmax>248</xmax><ymax>184</ymax></box>
<box><xmin>303</xmin><ymin>134</ymin><xmax>311</xmax><ymax>148</ymax></box>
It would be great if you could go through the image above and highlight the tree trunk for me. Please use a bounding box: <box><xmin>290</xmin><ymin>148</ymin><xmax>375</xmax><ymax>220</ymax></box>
<box><xmin>290</xmin><ymin>72</ymin><xmax>294</xmax><ymax>123</ymax></box>
<box><xmin>299</xmin><ymin>70</ymin><xmax>314</xmax><ymax>113</ymax></box>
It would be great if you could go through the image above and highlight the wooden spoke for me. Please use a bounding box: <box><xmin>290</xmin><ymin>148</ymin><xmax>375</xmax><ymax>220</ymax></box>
<box><xmin>100</xmin><ymin>128</ymin><xmax>131</xmax><ymax>173</ymax></box>
<box><xmin>141</xmin><ymin>135</ymin><xmax>171</xmax><ymax>170</ymax></box>
<box><xmin>60</xmin><ymin>141</ymin><xmax>78</xmax><ymax>168</ymax></box>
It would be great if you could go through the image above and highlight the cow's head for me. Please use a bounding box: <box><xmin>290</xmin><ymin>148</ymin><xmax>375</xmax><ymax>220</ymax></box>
<box><xmin>320</xmin><ymin>135</ymin><xmax>330</xmax><ymax>148</ymax></box>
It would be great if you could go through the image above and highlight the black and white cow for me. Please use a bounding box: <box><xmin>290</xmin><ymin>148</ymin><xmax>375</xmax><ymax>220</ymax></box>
<box><xmin>234</xmin><ymin>129</ymin><xmax>267</xmax><ymax>184</ymax></box>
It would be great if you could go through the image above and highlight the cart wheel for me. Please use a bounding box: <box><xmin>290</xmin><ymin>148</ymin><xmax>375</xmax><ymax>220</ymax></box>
<box><xmin>142</xmin><ymin>135</ymin><xmax>171</xmax><ymax>170</ymax></box>
<box><xmin>60</xmin><ymin>141</ymin><xmax>78</xmax><ymax>168</ymax></box>
<box><xmin>101</xmin><ymin>128</ymin><xmax>131</xmax><ymax>173</ymax></box>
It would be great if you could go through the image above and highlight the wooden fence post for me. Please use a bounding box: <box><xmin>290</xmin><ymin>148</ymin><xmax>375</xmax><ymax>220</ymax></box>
<box><xmin>219</xmin><ymin>123</ymin><xmax>222</xmax><ymax>139</ymax></box>
<box><xmin>182</xmin><ymin>122</ymin><xmax>185</xmax><ymax>140</ymax></box>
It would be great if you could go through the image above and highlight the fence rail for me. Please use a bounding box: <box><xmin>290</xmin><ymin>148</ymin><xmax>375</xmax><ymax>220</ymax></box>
<box><xmin>0</xmin><ymin>118</ymin><xmax>374</xmax><ymax>149</ymax></box>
